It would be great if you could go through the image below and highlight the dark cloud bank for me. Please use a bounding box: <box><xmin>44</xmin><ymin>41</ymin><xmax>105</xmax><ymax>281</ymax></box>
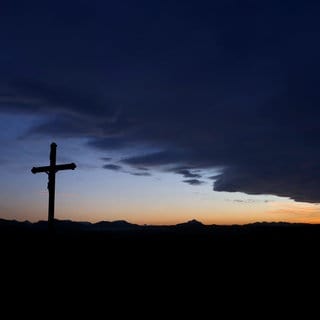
<box><xmin>1</xmin><ymin>1</ymin><xmax>320</xmax><ymax>202</ymax></box>
<box><xmin>103</xmin><ymin>164</ymin><xmax>122</xmax><ymax>171</ymax></box>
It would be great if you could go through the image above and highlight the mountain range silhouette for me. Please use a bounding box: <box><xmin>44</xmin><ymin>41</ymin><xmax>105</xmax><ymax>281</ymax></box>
<box><xmin>0</xmin><ymin>217</ymin><xmax>316</xmax><ymax>234</ymax></box>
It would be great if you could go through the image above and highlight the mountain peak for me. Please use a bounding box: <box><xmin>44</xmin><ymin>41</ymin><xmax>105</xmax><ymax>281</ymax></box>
<box><xmin>186</xmin><ymin>219</ymin><xmax>203</xmax><ymax>225</ymax></box>
<box><xmin>176</xmin><ymin>219</ymin><xmax>204</xmax><ymax>228</ymax></box>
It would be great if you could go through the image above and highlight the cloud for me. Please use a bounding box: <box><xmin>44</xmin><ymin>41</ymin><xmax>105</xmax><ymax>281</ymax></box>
<box><xmin>227</xmin><ymin>199</ymin><xmax>275</xmax><ymax>204</ymax></box>
<box><xmin>102</xmin><ymin>161</ymin><xmax>151</xmax><ymax>176</ymax></box>
<box><xmin>1</xmin><ymin>80</ymin><xmax>116</xmax><ymax>120</ymax></box>
<box><xmin>102</xmin><ymin>164</ymin><xmax>122</xmax><ymax>171</ymax></box>
<box><xmin>183</xmin><ymin>179</ymin><xmax>205</xmax><ymax>186</ymax></box>
<box><xmin>130</xmin><ymin>172</ymin><xmax>151</xmax><ymax>177</ymax></box>
<box><xmin>136</xmin><ymin>167</ymin><xmax>149</xmax><ymax>171</ymax></box>
<box><xmin>121</xmin><ymin>151</ymin><xmax>186</xmax><ymax>167</ymax></box>
<box><xmin>208</xmin><ymin>175</ymin><xmax>220</xmax><ymax>180</ymax></box>
<box><xmin>174</xmin><ymin>168</ymin><xmax>202</xmax><ymax>179</ymax></box>
<box><xmin>1</xmin><ymin>1</ymin><xmax>320</xmax><ymax>203</ymax></box>
<box><xmin>214</xmin><ymin>165</ymin><xmax>320</xmax><ymax>203</ymax></box>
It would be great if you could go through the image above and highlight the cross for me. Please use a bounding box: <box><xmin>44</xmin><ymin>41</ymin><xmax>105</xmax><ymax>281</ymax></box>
<box><xmin>31</xmin><ymin>142</ymin><xmax>76</xmax><ymax>231</ymax></box>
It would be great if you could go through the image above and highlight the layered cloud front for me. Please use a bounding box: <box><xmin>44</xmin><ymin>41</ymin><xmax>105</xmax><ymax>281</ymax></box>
<box><xmin>1</xmin><ymin>1</ymin><xmax>320</xmax><ymax>202</ymax></box>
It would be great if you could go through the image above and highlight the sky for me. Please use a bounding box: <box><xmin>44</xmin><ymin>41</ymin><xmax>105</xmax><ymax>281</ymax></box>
<box><xmin>1</xmin><ymin>0</ymin><xmax>320</xmax><ymax>224</ymax></box>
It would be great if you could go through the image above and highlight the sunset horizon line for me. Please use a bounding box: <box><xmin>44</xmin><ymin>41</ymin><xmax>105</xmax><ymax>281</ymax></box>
<box><xmin>2</xmin><ymin>216</ymin><xmax>320</xmax><ymax>226</ymax></box>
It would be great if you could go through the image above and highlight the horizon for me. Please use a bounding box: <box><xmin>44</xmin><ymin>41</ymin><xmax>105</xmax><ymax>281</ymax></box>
<box><xmin>2</xmin><ymin>216</ymin><xmax>320</xmax><ymax>227</ymax></box>
<box><xmin>1</xmin><ymin>1</ymin><xmax>320</xmax><ymax>225</ymax></box>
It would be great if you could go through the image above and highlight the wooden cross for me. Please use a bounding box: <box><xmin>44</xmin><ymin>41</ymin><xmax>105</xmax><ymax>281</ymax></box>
<box><xmin>31</xmin><ymin>142</ymin><xmax>76</xmax><ymax>231</ymax></box>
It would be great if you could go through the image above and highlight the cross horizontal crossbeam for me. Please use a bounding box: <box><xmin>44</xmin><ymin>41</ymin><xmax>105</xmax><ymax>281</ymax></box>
<box><xmin>31</xmin><ymin>163</ymin><xmax>76</xmax><ymax>174</ymax></box>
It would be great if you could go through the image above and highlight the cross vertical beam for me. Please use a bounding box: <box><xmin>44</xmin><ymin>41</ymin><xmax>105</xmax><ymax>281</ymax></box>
<box><xmin>31</xmin><ymin>142</ymin><xmax>76</xmax><ymax>232</ymax></box>
<box><xmin>48</xmin><ymin>142</ymin><xmax>57</xmax><ymax>232</ymax></box>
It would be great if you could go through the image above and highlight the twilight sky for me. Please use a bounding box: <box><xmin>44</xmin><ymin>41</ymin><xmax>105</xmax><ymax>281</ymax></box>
<box><xmin>1</xmin><ymin>0</ymin><xmax>320</xmax><ymax>224</ymax></box>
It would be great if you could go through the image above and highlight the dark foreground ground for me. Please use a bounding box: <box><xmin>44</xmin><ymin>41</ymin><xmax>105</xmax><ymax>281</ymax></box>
<box><xmin>1</xmin><ymin>219</ymin><xmax>319</xmax><ymax>306</ymax></box>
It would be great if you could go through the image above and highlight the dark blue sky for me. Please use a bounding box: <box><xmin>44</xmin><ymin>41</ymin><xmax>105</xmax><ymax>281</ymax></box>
<box><xmin>1</xmin><ymin>0</ymin><xmax>320</xmax><ymax>223</ymax></box>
